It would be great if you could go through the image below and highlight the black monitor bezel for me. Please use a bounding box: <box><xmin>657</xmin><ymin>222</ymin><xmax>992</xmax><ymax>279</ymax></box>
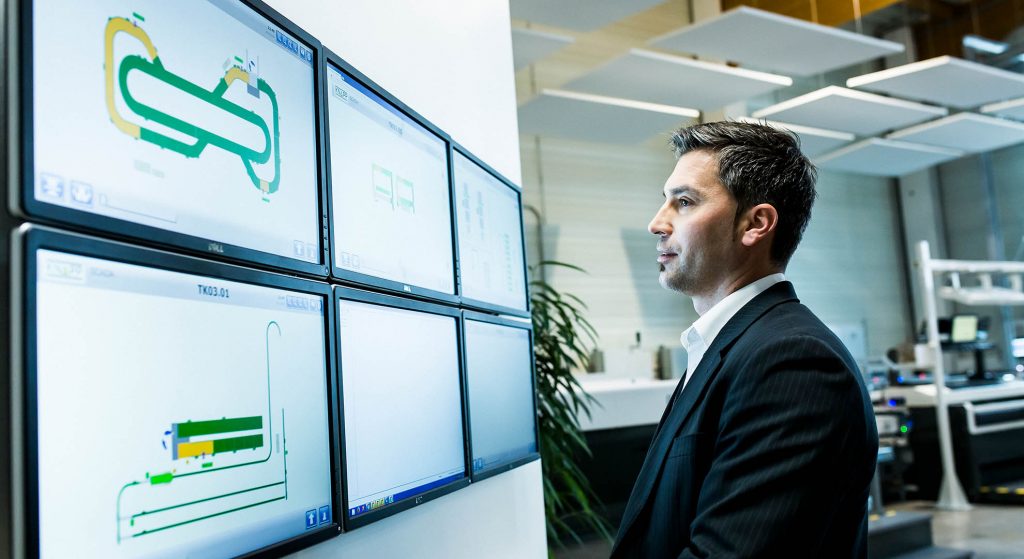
<box><xmin>322</xmin><ymin>50</ymin><xmax>460</xmax><ymax>306</ymax></box>
<box><xmin>334</xmin><ymin>286</ymin><xmax>470</xmax><ymax>529</ymax></box>
<box><xmin>460</xmin><ymin>310</ymin><xmax>541</xmax><ymax>483</ymax></box>
<box><xmin>13</xmin><ymin>224</ymin><xmax>343</xmax><ymax>559</ymax></box>
<box><xmin>10</xmin><ymin>0</ymin><xmax>331</xmax><ymax>278</ymax></box>
<box><xmin>450</xmin><ymin>143</ymin><xmax>530</xmax><ymax>318</ymax></box>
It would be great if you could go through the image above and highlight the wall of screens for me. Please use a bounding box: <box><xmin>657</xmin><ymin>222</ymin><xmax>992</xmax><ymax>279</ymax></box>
<box><xmin>8</xmin><ymin>0</ymin><xmax>537</xmax><ymax>556</ymax></box>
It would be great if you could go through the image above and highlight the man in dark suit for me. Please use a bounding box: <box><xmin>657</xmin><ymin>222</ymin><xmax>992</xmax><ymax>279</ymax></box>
<box><xmin>610</xmin><ymin>121</ymin><xmax>878</xmax><ymax>558</ymax></box>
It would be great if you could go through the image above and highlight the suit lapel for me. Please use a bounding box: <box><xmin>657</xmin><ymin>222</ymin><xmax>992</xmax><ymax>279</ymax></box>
<box><xmin>613</xmin><ymin>282</ymin><xmax>799</xmax><ymax>547</ymax></box>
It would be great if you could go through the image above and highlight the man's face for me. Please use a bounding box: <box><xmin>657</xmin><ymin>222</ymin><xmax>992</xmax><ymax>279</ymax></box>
<box><xmin>648</xmin><ymin>150</ymin><xmax>741</xmax><ymax>295</ymax></box>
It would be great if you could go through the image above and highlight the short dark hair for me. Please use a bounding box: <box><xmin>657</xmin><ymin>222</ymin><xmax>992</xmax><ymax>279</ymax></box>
<box><xmin>669</xmin><ymin>120</ymin><xmax>817</xmax><ymax>266</ymax></box>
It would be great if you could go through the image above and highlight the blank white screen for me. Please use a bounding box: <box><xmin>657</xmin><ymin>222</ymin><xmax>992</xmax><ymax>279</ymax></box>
<box><xmin>453</xmin><ymin>152</ymin><xmax>527</xmax><ymax>311</ymax></box>
<box><xmin>465</xmin><ymin>320</ymin><xmax>537</xmax><ymax>472</ymax></box>
<box><xmin>338</xmin><ymin>299</ymin><xmax>465</xmax><ymax>516</ymax></box>
<box><xmin>328</xmin><ymin>65</ymin><xmax>455</xmax><ymax>294</ymax></box>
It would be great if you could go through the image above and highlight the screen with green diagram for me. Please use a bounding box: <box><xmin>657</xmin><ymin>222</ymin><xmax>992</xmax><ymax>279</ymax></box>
<box><xmin>32</xmin><ymin>247</ymin><xmax>333</xmax><ymax>558</ymax></box>
<box><xmin>31</xmin><ymin>0</ymin><xmax>322</xmax><ymax>265</ymax></box>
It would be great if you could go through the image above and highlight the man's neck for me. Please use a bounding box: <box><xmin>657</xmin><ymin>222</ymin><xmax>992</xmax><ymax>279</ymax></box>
<box><xmin>691</xmin><ymin>265</ymin><xmax>782</xmax><ymax>315</ymax></box>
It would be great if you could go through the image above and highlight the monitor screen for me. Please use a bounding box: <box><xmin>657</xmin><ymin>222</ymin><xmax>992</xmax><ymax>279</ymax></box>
<box><xmin>30</xmin><ymin>0</ymin><xmax>322</xmax><ymax>267</ymax></box>
<box><xmin>31</xmin><ymin>247</ymin><xmax>334</xmax><ymax>558</ymax></box>
<box><xmin>337</xmin><ymin>295</ymin><xmax>465</xmax><ymax>522</ymax></box>
<box><xmin>951</xmin><ymin>315</ymin><xmax>979</xmax><ymax>343</ymax></box>
<box><xmin>464</xmin><ymin>317</ymin><xmax>538</xmax><ymax>474</ymax></box>
<box><xmin>326</xmin><ymin>63</ymin><xmax>455</xmax><ymax>296</ymax></box>
<box><xmin>453</xmin><ymin>152</ymin><xmax>528</xmax><ymax>313</ymax></box>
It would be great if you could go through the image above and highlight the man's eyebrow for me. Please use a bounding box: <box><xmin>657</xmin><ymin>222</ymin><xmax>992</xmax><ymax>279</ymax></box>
<box><xmin>665</xmin><ymin>186</ymin><xmax>699</xmax><ymax>198</ymax></box>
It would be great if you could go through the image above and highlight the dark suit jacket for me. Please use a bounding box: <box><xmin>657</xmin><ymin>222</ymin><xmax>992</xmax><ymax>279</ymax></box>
<box><xmin>610</xmin><ymin>281</ymin><xmax>879</xmax><ymax>558</ymax></box>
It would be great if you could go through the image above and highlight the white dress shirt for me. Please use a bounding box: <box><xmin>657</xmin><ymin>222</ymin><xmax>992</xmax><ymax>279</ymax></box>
<box><xmin>680</xmin><ymin>273</ymin><xmax>786</xmax><ymax>386</ymax></box>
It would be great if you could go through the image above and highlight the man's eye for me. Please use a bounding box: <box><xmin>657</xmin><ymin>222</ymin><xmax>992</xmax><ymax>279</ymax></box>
<box><xmin>676</xmin><ymin>198</ymin><xmax>692</xmax><ymax>207</ymax></box>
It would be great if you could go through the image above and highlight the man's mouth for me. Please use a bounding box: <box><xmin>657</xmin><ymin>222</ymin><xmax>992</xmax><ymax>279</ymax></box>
<box><xmin>657</xmin><ymin>250</ymin><xmax>678</xmax><ymax>264</ymax></box>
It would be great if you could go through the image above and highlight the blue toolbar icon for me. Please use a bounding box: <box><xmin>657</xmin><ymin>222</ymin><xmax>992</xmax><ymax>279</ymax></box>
<box><xmin>318</xmin><ymin>505</ymin><xmax>331</xmax><ymax>525</ymax></box>
<box><xmin>305</xmin><ymin>509</ymin><xmax>317</xmax><ymax>529</ymax></box>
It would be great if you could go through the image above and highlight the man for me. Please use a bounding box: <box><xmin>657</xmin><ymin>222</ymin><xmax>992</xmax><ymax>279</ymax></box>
<box><xmin>610</xmin><ymin>121</ymin><xmax>878</xmax><ymax>558</ymax></box>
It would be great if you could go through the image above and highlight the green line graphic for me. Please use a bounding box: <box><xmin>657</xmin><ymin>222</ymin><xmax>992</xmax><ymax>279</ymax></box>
<box><xmin>176</xmin><ymin>416</ymin><xmax>262</xmax><ymax>438</ymax></box>
<box><xmin>104</xmin><ymin>16</ymin><xmax>282</xmax><ymax>196</ymax></box>
<box><xmin>116</xmin><ymin>321</ymin><xmax>286</xmax><ymax>543</ymax></box>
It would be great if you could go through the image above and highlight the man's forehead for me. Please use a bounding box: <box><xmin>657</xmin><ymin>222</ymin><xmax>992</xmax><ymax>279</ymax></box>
<box><xmin>663</xmin><ymin>152</ymin><xmax>721</xmax><ymax>195</ymax></box>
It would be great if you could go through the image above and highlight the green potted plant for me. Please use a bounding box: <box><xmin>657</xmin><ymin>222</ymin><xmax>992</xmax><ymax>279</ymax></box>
<box><xmin>530</xmin><ymin>260</ymin><xmax>613</xmax><ymax>549</ymax></box>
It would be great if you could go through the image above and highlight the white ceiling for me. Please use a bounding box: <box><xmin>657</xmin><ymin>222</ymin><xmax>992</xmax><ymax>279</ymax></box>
<box><xmin>847</xmin><ymin>56</ymin><xmax>1024</xmax><ymax>109</ymax></box>
<box><xmin>509</xmin><ymin>0</ymin><xmax>665</xmax><ymax>32</ymax></box>
<box><xmin>815</xmin><ymin>138</ymin><xmax>963</xmax><ymax>176</ymax></box>
<box><xmin>887</xmin><ymin>113</ymin><xmax>1024</xmax><ymax>153</ymax></box>
<box><xmin>517</xmin><ymin>89</ymin><xmax>698</xmax><ymax>143</ymax></box>
<box><xmin>650</xmin><ymin>6</ymin><xmax>904</xmax><ymax>77</ymax></box>
<box><xmin>564</xmin><ymin>48</ymin><xmax>791</xmax><ymax>111</ymax></box>
<box><xmin>752</xmin><ymin>86</ymin><xmax>948</xmax><ymax>136</ymax></box>
<box><xmin>512</xmin><ymin>28</ymin><xmax>574</xmax><ymax>70</ymax></box>
<box><xmin>981</xmin><ymin>97</ymin><xmax>1024</xmax><ymax>121</ymax></box>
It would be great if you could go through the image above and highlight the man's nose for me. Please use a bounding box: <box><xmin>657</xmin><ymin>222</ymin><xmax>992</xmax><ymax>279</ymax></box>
<box><xmin>648</xmin><ymin>205</ymin><xmax>671</xmax><ymax>237</ymax></box>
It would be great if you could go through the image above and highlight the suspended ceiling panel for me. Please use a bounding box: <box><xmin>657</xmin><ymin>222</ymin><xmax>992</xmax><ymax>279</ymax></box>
<box><xmin>815</xmin><ymin>138</ymin><xmax>963</xmax><ymax>176</ymax></box>
<box><xmin>981</xmin><ymin>97</ymin><xmax>1024</xmax><ymax>121</ymax></box>
<box><xmin>735</xmin><ymin>117</ymin><xmax>855</xmax><ymax>158</ymax></box>
<box><xmin>512</xmin><ymin>28</ymin><xmax>574</xmax><ymax>70</ymax></box>
<box><xmin>509</xmin><ymin>0</ymin><xmax>665</xmax><ymax>32</ymax></box>
<box><xmin>887</xmin><ymin>113</ymin><xmax>1024</xmax><ymax>154</ymax></box>
<box><xmin>649</xmin><ymin>6</ymin><xmax>904</xmax><ymax>77</ymax></box>
<box><xmin>564</xmin><ymin>48</ymin><xmax>791</xmax><ymax>111</ymax></box>
<box><xmin>751</xmin><ymin>86</ymin><xmax>948</xmax><ymax>136</ymax></box>
<box><xmin>847</xmin><ymin>56</ymin><xmax>1024</xmax><ymax>109</ymax></box>
<box><xmin>517</xmin><ymin>89</ymin><xmax>699</xmax><ymax>144</ymax></box>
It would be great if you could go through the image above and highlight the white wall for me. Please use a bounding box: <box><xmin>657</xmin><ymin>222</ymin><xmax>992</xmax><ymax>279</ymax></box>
<box><xmin>262</xmin><ymin>1</ymin><xmax>545</xmax><ymax>557</ymax></box>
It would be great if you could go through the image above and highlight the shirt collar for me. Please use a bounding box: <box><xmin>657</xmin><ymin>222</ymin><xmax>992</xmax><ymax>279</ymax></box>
<box><xmin>680</xmin><ymin>273</ymin><xmax>786</xmax><ymax>352</ymax></box>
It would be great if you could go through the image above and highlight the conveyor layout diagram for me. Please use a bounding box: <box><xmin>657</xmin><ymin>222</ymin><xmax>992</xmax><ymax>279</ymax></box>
<box><xmin>104</xmin><ymin>14</ymin><xmax>282</xmax><ymax>198</ymax></box>
<box><xmin>115</xmin><ymin>322</ymin><xmax>289</xmax><ymax>542</ymax></box>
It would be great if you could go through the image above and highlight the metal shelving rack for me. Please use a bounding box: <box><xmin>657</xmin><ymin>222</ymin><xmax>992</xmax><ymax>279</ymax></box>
<box><xmin>916</xmin><ymin>240</ymin><xmax>1024</xmax><ymax>510</ymax></box>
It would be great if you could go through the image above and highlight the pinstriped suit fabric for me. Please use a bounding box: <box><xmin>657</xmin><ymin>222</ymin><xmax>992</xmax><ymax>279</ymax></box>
<box><xmin>610</xmin><ymin>282</ymin><xmax>879</xmax><ymax>559</ymax></box>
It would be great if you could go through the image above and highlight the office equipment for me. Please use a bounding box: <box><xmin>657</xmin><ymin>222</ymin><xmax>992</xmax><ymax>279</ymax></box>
<box><xmin>16</xmin><ymin>0</ymin><xmax>327</xmax><ymax>275</ymax></box>
<box><xmin>325</xmin><ymin>55</ymin><xmax>456</xmax><ymax>301</ymax></box>
<box><xmin>13</xmin><ymin>225</ymin><xmax>338</xmax><ymax>559</ymax></box>
<box><xmin>336</xmin><ymin>288</ymin><xmax>468</xmax><ymax>527</ymax></box>
<box><xmin>912</xmin><ymin>241</ymin><xmax>1024</xmax><ymax>509</ymax></box>
<box><xmin>453</xmin><ymin>148</ymin><xmax>529</xmax><ymax>315</ymax></box>
<box><xmin>462</xmin><ymin>312</ymin><xmax>539</xmax><ymax>479</ymax></box>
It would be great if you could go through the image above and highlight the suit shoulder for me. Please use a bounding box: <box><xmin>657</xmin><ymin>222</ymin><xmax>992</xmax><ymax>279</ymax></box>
<box><xmin>727</xmin><ymin>301</ymin><xmax>861</xmax><ymax>378</ymax></box>
<box><xmin>739</xmin><ymin>301</ymin><xmax>845</xmax><ymax>350</ymax></box>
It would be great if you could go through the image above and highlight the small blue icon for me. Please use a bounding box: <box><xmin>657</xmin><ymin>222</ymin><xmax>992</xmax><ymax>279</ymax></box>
<box><xmin>69</xmin><ymin>181</ymin><xmax>93</xmax><ymax>205</ymax></box>
<box><xmin>293</xmin><ymin>240</ymin><xmax>306</xmax><ymax>258</ymax></box>
<box><xmin>318</xmin><ymin>505</ymin><xmax>330</xmax><ymax>525</ymax></box>
<box><xmin>40</xmin><ymin>173</ymin><xmax>65</xmax><ymax>199</ymax></box>
<box><xmin>305</xmin><ymin>509</ymin><xmax>317</xmax><ymax>529</ymax></box>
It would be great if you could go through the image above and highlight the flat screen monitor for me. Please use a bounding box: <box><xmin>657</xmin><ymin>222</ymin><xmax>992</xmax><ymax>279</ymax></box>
<box><xmin>21</xmin><ymin>0</ymin><xmax>326</xmax><ymax>275</ymax></box>
<box><xmin>453</xmin><ymin>149</ymin><xmax>529</xmax><ymax>316</ymax></box>
<box><xmin>325</xmin><ymin>57</ymin><xmax>456</xmax><ymax>301</ymax></box>
<box><xmin>18</xmin><ymin>226</ymin><xmax>338</xmax><ymax>559</ymax></box>
<box><xmin>463</xmin><ymin>312</ymin><xmax>539</xmax><ymax>479</ymax></box>
<box><xmin>336</xmin><ymin>288</ymin><xmax>467</xmax><ymax>527</ymax></box>
<box><xmin>951</xmin><ymin>315</ymin><xmax>980</xmax><ymax>343</ymax></box>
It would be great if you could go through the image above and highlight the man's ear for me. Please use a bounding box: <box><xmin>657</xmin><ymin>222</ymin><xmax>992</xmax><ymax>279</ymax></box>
<box><xmin>739</xmin><ymin>203</ymin><xmax>778</xmax><ymax>248</ymax></box>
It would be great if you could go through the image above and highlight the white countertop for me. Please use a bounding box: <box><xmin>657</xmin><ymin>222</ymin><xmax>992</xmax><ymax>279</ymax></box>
<box><xmin>573</xmin><ymin>375</ymin><xmax>681</xmax><ymax>432</ymax></box>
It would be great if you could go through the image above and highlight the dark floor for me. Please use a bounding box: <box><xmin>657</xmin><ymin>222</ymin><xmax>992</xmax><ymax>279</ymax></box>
<box><xmin>550</xmin><ymin>501</ymin><xmax>1024</xmax><ymax>559</ymax></box>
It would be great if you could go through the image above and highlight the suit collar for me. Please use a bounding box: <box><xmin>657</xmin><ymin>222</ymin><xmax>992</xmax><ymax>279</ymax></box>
<box><xmin>613</xmin><ymin>281</ymin><xmax>799</xmax><ymax>547</ymax></box>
